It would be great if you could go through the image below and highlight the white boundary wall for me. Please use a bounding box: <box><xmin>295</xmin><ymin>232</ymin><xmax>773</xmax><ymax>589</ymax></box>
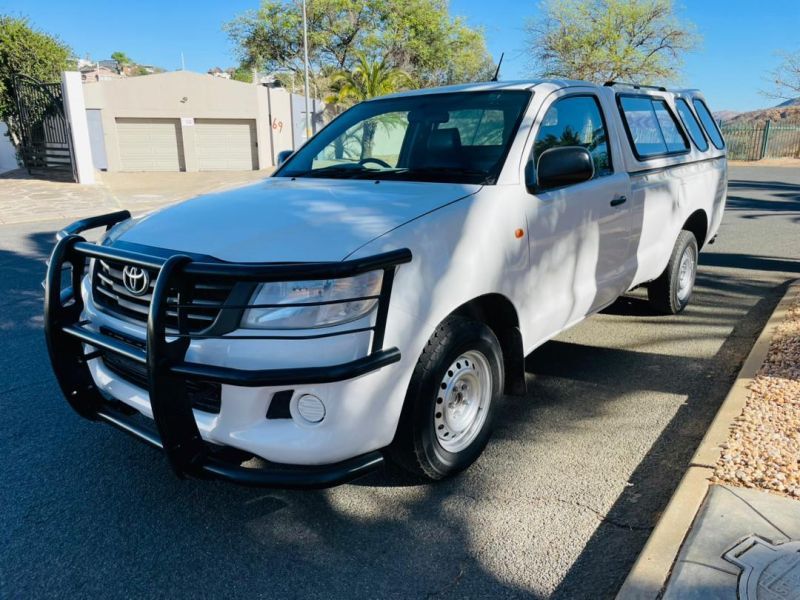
<box><xmin>0</xmin><ymin>123</ymin><xmax>18</xmax><ymax>173</ymax></box>
<box><xmin>61</xmin><ymin>71</ymin><xmax>95</xmax><ymax>184</ymax></box>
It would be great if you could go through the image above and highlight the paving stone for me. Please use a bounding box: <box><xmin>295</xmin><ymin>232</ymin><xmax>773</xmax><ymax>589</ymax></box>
<box><xmin>0</xmin><ymin>169</ymin><xmax>271</xmax><ymax>225</ymax></box>
<box><xmin>664</xmin><ymin>485</ymin><xmax>800</xmax><ymax>598</ymax></box>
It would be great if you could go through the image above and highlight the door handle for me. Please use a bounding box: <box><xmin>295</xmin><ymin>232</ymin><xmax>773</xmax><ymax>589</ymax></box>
<box><xmin>610</xmin><ymin>195</ymin><xmax>627</xmax><ymax>207</ymax></box>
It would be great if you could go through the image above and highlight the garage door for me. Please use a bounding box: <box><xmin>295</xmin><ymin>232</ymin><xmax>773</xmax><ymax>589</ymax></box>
<box><xmin>194</xmin><ymin>119</ymin><xmax>258</xmax><ymax>171</ymax></box>
<box><xmin>116</xmin><ymin>118</ymin><xmax>184</xmax><ymax>171</ymax></box>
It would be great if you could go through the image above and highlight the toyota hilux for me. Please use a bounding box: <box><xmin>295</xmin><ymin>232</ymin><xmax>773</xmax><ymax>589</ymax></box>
<box><xmin>44</xmin><ymin>79</ymin><xmax>727</xmax><ymax>487</ymax></box>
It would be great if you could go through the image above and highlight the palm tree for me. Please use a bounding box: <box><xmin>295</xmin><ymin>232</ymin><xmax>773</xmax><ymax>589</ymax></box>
<box><xmin>327</xmin><ymin>52</ymin><xmax>414</xmax><ymax>105</ymax></box>
<box><xmin>326</xmin><ymin>53</ymin><xmax>414</xmax><ymax>159</ymax></box>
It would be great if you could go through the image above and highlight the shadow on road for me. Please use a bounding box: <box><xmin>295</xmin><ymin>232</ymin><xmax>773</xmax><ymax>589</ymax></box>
<box><xmin>701</xmin><ymin>252</ymin><xmax>800</xmax><ymax>273</ymax></box>
<box><xmin>549</xmin><ymin>281</ymin><xmax>787</xmax><ymax>597</ymax></box>
<box><xmin>728</xmin><ymin>179</ymin><xmax>800</xmax><ymax>194</ymax></box>
<box><xmin>0</xmin><ymin>167</ymin><xmax>74</xmax><ymax>182</ymax></box>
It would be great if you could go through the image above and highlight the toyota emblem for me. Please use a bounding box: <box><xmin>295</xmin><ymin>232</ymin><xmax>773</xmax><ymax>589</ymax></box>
<box><xmin>122</xmin><ymin>265</ymin><xmax>150</xmax><ymax>296</ymax></box>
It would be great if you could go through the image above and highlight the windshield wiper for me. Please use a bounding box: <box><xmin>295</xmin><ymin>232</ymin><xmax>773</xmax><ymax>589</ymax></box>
<box><xmin>286</xmin><ymin>165</ymin><xmax>363</xmax><ymax>178</ymax></box>
<box><xmin>287</xmin><ymin>164</ymin><xmax>400</xmax><ymax>179</ymax></box>
<box><xmin>391</xmin><ymin>166</ymin><xmax>492</xmax><ymax>183</ymax></box>
<box><xmin>285</xmin><ymin>164</ymin><xmax>491</xmax><ymax>184</ymax></box>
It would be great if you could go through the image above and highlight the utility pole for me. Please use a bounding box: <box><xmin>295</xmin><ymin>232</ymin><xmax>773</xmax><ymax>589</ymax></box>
<box><xmin>302</xmin><ymin>0</ymin><xmax>311</xmax><ymax>140</ymax></box>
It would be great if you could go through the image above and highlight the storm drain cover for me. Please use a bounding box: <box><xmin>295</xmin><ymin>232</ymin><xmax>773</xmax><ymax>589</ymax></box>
<box><xmin>724</xmin><ymin>535</ymin><xmax>800</xmax><ymax>599</ymax></box>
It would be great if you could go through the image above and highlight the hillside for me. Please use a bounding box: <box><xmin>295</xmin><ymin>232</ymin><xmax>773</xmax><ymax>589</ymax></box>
<box><xmin>720</xmin><ymin>99</ymin><xmax>800</xmax><ymax>126</ymax></box>
<box><xmin>714</xmin><ymin>110</ymin><xmax>741</xmax><ymax>122</ymax></box>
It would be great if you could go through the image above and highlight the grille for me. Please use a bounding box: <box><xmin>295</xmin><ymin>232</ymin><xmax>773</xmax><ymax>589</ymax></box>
<box><xmin>92</xmin><ymin>258</ymin><xmax>235</xmax><ymax>332</ymax></box>
<box><xmin>100</xmin><ymin>328</ymin><xmax>221</xmax><ymax>414</ymax></box>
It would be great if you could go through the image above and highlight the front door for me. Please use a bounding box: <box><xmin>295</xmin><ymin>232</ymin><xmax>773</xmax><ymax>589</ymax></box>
<box><xmin>520</xmin><ymin>92</ymin><xmax>631</xmax><ymax>345</ymax></box>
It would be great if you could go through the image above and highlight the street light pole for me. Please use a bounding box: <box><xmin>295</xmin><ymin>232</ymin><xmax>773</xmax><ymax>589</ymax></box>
<box><xmin>302</xmin><ymin>0</ymin><xmax>311</xmax><ymax>141</ymax></box>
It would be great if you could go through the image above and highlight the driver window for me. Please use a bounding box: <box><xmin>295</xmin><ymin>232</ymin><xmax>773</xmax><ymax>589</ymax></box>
<box><xmin>312</xmin><ymin>112</ymin><xmax>409</xmax><ymax>169</ymax></box>
<box><xmin>527</xmin><ymin>95</ymin><xmax>612</xmax><ymax>184</ymax></box>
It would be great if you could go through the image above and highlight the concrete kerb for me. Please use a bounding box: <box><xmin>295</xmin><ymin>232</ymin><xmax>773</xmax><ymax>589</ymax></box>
<box><xmin>616</xmin><ymin>279</ymin><xmax>800</xmax><ymax>599</ymax></box>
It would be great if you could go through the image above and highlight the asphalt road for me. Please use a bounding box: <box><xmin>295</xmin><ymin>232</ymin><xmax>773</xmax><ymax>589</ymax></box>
<box><xmin>1</xmin><ymin>166</ymin><xmax>798</xmax><ymax>599</ymax></box>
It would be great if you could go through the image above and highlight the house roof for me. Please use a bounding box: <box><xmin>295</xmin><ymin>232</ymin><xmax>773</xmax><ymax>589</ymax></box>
<box><xmin>80</xmin><ymin>69</ymin><xmax>256</xmax><ymax>89</ymax></box>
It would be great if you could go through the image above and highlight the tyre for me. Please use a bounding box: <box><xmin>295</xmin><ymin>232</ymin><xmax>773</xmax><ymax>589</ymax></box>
<box><xmin>388</xmin><ymin>315</ymin><xmax>504</xmax><ymax>480</ymax></box>
<box><xmin>647</xmin><ymin>230</ymin><xmax>699</xmax><ymax>314</ymax></box>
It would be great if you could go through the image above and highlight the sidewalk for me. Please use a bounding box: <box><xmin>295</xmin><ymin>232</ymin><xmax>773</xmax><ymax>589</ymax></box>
<box><xmin>619</xmin><ymin>281</ymin><xmax>800</xmax><ymax>599</ymax></box>
<box><xmin>0</xmin><ymin>169</ymin><xmax>271</xmax><ymax>226</ymax></box>
<box><xmin>664</xmin><ymin>485</ymin><xmax>800</xmax><ymax>598</ymax></box>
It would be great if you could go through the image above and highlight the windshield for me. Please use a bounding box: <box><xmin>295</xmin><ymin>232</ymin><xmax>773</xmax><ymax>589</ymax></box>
<box><xmin>276</xmin><ymin>90</ymin><xmax>532</xmax><ymax>185</ymax></box>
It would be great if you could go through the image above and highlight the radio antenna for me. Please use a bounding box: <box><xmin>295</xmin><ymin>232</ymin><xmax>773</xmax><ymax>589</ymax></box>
<box><xmin>491</xmin><ymin>53</ymin><xmax>504</xmax><ymax>82</ymax></box>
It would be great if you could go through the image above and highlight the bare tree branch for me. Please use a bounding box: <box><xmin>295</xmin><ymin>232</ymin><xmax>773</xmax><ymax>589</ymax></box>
<box><xmin>762</xmin><ymin>49</ymin><xmax>800</xmax><ymax>101</ymax></box>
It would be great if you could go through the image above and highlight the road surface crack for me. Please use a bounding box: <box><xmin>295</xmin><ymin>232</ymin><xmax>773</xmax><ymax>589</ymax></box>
<box><xmin>464</xmin><ymin>491</ymin><xmax>653</xmax><ymax>532</ymax></box>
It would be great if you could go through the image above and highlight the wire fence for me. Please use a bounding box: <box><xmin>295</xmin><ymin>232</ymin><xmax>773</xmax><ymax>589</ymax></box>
<box><xmin>721</xmin><ymin>121</ymin><xmax>800</xmax><ymax>161</ymax></box>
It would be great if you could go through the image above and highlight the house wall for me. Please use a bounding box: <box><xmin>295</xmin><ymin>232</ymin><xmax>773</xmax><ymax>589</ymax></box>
<box><xmin>82</xmin><ymin>71</ymin><xmax>275</xmax><ymax>172</ymax></box>
<box><xmin>0</xmin><ymin>123</ymin><xmax>18</xmax><ymax>173</ymax></box>
<box><xmin>266</xmin><ymin>87</ymin><xmax>294</xmax><ymax>163</ymax></box>
<box><xmin>86</xmin><ymin>109</ymin><xmax>108</xmax><ymax>170</ymax></box>
<box><xmin>290</xmin><ymin>94</ymin><xmax>326</xmax><ymax>150</ymax></box>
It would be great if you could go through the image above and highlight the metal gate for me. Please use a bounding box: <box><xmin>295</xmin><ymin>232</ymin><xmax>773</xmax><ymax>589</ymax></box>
<box><xmin>13</xmin><ymin>74</ymin><xmax>76</xmax><ymax>180</ymax></box>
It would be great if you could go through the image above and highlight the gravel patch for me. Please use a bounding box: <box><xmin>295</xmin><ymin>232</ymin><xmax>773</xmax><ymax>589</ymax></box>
<box><xmin>713</xmin><ymin>293</ymin><xmax>800</xmax><ymax>499</ymax></box>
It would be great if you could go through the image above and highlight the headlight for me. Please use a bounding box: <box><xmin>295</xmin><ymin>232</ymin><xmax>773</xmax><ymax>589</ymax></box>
<box><xmin>241</xmin><ymin>271</ymin><xmax>383</xmax><ymax>330</ymax></box>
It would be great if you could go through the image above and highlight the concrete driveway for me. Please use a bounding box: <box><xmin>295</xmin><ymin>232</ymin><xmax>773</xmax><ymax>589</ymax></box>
<box><xmin>0</xmin><ymin>169</ymin><xmax>271</xmax><ymax>225</ymax></box>
<box><xmin>0</xmin><ymin>166</ymin><xmax>798</xmax><ymax>598</ymax></box>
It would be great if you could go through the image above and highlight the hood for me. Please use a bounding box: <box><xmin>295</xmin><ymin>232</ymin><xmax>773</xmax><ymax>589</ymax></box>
<box><xmin>115</xmin><ymin>177</ymin><xmax>479</xmax><ymax>262</ymax></box>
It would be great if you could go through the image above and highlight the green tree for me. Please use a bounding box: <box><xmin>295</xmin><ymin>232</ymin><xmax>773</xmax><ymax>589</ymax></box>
<box><xmin>110</xmin><ymin>51</ymin><xmax>132</xmax><ymax>67</ymax></box>
<box><xmin>376</xmin><ymin>0</ymin><xmax>495</xmax><ymax>87</ymax></box>
<box><xmin>109</xmin><ymin>51</ymin><xmax>161</xmax><ymax>76</ymax></box>
<box><xmin>0</xmin><ymin>15</ymin><xmax>73</xmax><ymax>147</ymax></box>
<box><xmin>224</xmin><ymin>0</ymin><xmax>494</xmax><ymax>94</ymax></box>
<box><xmin>525</xmin><ymin>0</ymin><xmax>699</xmax><ymax>84</ymax></box>
<box><xmin>231</xmin><ymin>64</ymin><xmax>254</xmax><ymax>83</ymax></box>
<box><xmin>327</xmin><ymin>52</ymin><xmax>413</xmax><ymax>103</ymax></box>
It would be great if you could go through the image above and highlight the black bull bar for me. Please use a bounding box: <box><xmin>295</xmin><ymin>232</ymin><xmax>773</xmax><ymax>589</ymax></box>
<box><xmin>44</xmin><ymin>210</ymin><xmax>412</xmax><ymax>488</ymax></box>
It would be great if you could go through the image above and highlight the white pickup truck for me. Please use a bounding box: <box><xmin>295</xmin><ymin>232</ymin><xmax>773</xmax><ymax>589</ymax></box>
<box><xmin>45</xmin><ymin>79</ymin><xmax>727</xmax><ymax>487</ymax></box>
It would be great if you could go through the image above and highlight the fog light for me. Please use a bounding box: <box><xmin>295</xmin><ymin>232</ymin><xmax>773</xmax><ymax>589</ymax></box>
<box><xmin>296</xmin><ymin>394</ymin><xmax>325</xmax><ymax>423</ymax></box>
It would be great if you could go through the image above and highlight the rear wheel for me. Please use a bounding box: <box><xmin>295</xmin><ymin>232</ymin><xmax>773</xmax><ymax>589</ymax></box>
<box><xmin>389</xmin><ymin>315</ymin><xmax>503</xmax><ymax>480</ymax></box>
<box><xmin>647</xmin><ymin>230</ymin><xmax>698</xmax><ymax>314</ymax></box>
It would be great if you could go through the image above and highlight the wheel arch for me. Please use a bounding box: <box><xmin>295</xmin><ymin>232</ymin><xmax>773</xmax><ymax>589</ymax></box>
<box><xmin>682</xmin><ymin>209</ymin><xmax>709</xmax><ymax>249</ymax></box>
<box><xmin>451</xmin><ymin>293</ymin><xmax>527</xmax><ymax>396</ymax></box>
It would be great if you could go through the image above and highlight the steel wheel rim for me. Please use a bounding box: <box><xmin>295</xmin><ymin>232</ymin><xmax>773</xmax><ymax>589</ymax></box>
<box><xmin>677</xmin><ymin>246</ymin><xmax>696</xmax><ymax>302</ymax></box>
<box><xmin>434</xmin><ymin>350</ymin><xmax>492</xmax><ymax>453</ymax></box>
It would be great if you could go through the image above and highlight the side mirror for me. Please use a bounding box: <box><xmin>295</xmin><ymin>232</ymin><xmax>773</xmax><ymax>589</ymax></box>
<box><xmin>529</xmin><ymin>146</ymin><xmax>594</xmax><ymax>192</ymax></box>
<box><xmin>276</xmin><ymin>149</ymin><xmax>293</xmax><ymax>166</ymax></box>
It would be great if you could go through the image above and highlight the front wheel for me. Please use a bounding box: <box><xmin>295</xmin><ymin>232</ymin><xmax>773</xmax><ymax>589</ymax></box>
<box><xmin>388</xmin><ymin>315</ymin><xmax>503</xmax><ymax>480</ymax></box>
<box><xmin>647</xmin><ymin>230</ymin><xmax>699</xmax><ymax>314</ymax></box>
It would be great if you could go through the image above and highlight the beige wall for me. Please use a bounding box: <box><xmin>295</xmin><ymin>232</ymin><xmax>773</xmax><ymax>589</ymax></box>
<box><xmin>265</xmin><ymin>87</ymin><xmax>294</xmax><ymax>163</ymax></box>
<box><xmin>83</xmin><ymin>71</ymin><xmax>278</xmax><ymax>172</ymax></box>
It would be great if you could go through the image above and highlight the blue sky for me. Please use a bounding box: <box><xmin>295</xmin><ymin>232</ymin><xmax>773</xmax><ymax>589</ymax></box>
<box><xmin>4</xmin><ymin>0</ymin><xmax>799</xmax><ymax>112</ymax></box>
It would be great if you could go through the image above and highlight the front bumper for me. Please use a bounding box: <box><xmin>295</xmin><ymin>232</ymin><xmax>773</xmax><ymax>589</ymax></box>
<box><xmin>95</xmin><ymin>402</ymin><xmax>386</xmax><ymax>489</ymax></box>
<box><xmin>44</xmin><ymin>211</ymin><xmax>412</xmax><ymax>488</ymax></box>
